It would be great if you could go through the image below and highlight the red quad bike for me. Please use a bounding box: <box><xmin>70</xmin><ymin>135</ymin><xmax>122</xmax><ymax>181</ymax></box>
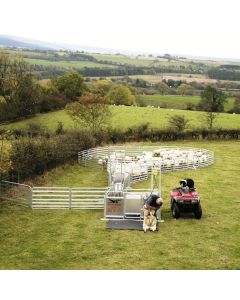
<box><xmin>170</xmin><ymin>179</ymin><xmax>202</xmax><ymax>219</ymax></box>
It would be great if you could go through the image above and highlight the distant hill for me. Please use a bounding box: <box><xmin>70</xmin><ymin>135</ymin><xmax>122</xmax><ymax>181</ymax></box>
<box><xmin>1</xmin><ymin>34</ymin><xmax>239</xmax><ymax>62</ymax></box>
<box><xmin>0</xmin><ymin>34</ymin><xmax>56</xmax><ymax>50</ymax></box>
<box><xmin>0</xmin><ymin>34</ymin><xmax>127</xmax><ymax>54</ymax></box>
<box><xmin>0</xmin><ymin>34</ymin><xmax>134</xmax><ymax>54</ymax></box>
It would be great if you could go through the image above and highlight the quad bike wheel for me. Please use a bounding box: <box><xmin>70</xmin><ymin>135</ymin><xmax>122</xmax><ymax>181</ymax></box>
<box><xmin>194</xmin><ymin>204</ymin><xmax>202</xmax><ymax>219</ymax></box>
<box><xmin>172</xmin><ymin>203</ymin><xmax>180</xmax><ymax>219</ymax></box>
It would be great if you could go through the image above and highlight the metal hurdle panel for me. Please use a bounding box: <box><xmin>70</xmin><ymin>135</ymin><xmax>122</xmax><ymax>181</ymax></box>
<box><xmin>31</xmin><ymin>187</ymin><xmax>107</xmax><ymax>210</ymax></box>
<box><xmin>71</xmin><ymin>187</ymin><xmax>106</xmax><ymax>209</ymax></box>
<box><xmin>32</xmin><ymin>187</ymin><xmax>70</xmax><ymax>209</ymax></box>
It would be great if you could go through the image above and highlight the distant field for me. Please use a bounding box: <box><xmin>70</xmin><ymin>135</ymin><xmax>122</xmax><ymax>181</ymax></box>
<box><xmin>1</xmin><ymin>106</ymin><xmax>240</xmax><ymax>131</ymax></box>
<box><xmin>141</xmin><ymin>95</ymin><xmax>200</xmax><ymax>106</ymax></box>
<box><xmin>6</xmin><ymin>49</ymin><xmax>57</xmax><ymax>58</ymax></box>
<box><xmin>91</xmin><ymin>54</ymin><xmax>195</xmax><ymax>68</ymax></box>
<box><xmin>129</xmin><ymin>74</ymin><xmax>218</xmax><ymax>84</ymax></box>
<box><xmin>139</xmin><ymin>95</ymin><xmax>235</xmax><ymax>111</ymax></box>
<box><xmin>7</xmin><ymin>49</ymin><xmax>205</xmax><ymax>69</ymax></box>
<box><xmin>6</xmin><ymin>49</ymin><xmax>240</xmax><ymax>88</ymax></box>
<box><xmin>4</xmin><ymin>49</ymin><xmax>224</xmax><ymax>68</ymax></box>
<box><xmin>25</xmin><ymin>58</ymin><xmax>115</xmax><ymax>69</ymax></box>
<box><xmin>25</xmin><ymin>55</ymin><xmax>199</xmax><ymax>70</ymax></box>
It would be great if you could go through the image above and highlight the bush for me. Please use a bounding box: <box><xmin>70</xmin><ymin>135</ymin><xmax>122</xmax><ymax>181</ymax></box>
<box><xmin>55</xmin><ymin>121</ymin><xmax>64</xmax><ymax>135</ymax></box>
<box><xmin>106</xmin><ymin>84</ymin><xmax>136</xmax><ymax>106</ymax></box>
<box><xmin>38</xmin><ymin>85</ymin><xmax>68</xmax><ymax>113</ymax></box>
<box><xmin>167</xmin><ymin>115</ymin><xmax>190</xmax><ymax>132</ymax></box>
<box><xmin>185</xmin><ymin>102</ymin><xmax>195</xmax><ymax>111</ymax></box>
<box><xmin>10</xmin><ymin>130</ymin><xmax>96</xmax><ymax>181</ymax></box>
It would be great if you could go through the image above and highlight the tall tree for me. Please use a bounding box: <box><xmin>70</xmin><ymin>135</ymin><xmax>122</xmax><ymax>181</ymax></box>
<box><xmin>232</xmin><ymin>95</ymin><xmax>240</xmax><ymax>114</ymax></box>
<box><xmin>198</xmin><ymin>86</ymin><xmax>227</xmax><ymax>130</ymax></box>
<box><xmin>89</xmin><ymin>79</ymin><xmax>113</xmax><ymax>96</ymax></box>
<box><xmin>198</xmin><ymin>85</ymin><xmax>227</xmax><ymax>112</ymax></box>
<box><xmin>0</xmin><ymin>53</ymin><xmax>41</xmax><ymax>122</ymax></box>
<box><xmin>203</xmin><ymin>112</ymin><xmax>218</xmax><ymax>130</ymax></box>
<box><xmin>177</xmin><ymin>83</ymin><xmax>194</xmax><ymax>96</ymax></box>
<box><xmin>106</xmin><ymin>84</ymin><xmax>136</xmax><ymax>106</ymax></box>
<box><xmin>156</xmin><ymin>81</ymin><xmax>170</xmax><ymax>95</ymax></box>
<box><xmin>53</xmin><ymin>71</ymin><xmax>85</xmax><ymax>100</ymax></box>
<box><xmin>11</xmin><ymin>74</ymin><xmax>41</xmax><ymax>117</ymax></box>
<box><xmin>65</xmin><ymin>92</ymin><xmax>111</xmax><ymax>131</ymax></box>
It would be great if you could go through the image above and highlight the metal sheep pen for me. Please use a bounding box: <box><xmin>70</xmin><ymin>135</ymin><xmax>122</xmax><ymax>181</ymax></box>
<box><xmin>78</xmin><ymin>146</ymin><xmax>214</xmax><ymax>222</ymax></box>
<box><xmin>0</xmin><ymin>146</ymin><xmax>214</xmax><ymax>219</ymax></box>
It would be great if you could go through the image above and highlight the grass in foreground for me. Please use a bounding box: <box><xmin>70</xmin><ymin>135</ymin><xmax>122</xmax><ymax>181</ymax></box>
<box><xmin>0</xmin><ymin>141</ymin><xmax>239</xmax><ymax>269</ymax></box>
<box><xmin>1</xmin><ymin>106</ymin><xmax>240</xmax><ymax>132</ymax></box>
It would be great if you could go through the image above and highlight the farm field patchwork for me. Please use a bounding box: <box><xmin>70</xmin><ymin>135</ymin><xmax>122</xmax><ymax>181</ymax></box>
<box><xmin>0</xmin><ymin>141</ymin><xmax>239</xmax><ymax>269</ymax></box>
<box><xmin>129</xmin><ymin>74</ymin><xmax>218</xmax><ymax>84</ymax></box>
<box><xmin>91</xmin><ymin>54</ymin><xmax>196</xmax><ymax>67</ymax></box>
<box><xmin>6</xmin><ymin>49</ymin><xmax>220</xmax><ymax>71</ymax></box>
<box><xmin>1</xmin><ymin>106</ymin><xmax>240</xmax><ymax>131</ymax></box>
<box><xmin>128</xmin><ymin>74</ymin><xmax>240</xmax><ymax>86</ymax></box>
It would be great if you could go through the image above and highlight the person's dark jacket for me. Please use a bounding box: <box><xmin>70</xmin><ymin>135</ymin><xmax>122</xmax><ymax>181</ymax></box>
<box><xmin>144</xmin><ymin>194</ymin><xmax>162</xmax><ymax>210</ymax></box>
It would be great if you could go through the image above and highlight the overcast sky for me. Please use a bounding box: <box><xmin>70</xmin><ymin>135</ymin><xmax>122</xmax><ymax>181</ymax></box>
<box><xmin>1</xmin><ymin>0</ymin><xmax>240</xmax><ymax>59</ymax></box>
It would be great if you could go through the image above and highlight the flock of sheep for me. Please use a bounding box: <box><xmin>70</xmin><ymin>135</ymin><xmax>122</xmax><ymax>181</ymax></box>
<box><xmin>97</xmin><ymin>148</ymin><xmax>212</xmax><ymax>182</ymax></box>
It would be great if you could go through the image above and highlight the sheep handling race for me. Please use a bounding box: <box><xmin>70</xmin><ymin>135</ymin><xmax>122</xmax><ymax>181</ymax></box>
<box><xmin>78</xmin><ymin>145</ymin><xmax>214</xmax><ymax>231</ymax></box>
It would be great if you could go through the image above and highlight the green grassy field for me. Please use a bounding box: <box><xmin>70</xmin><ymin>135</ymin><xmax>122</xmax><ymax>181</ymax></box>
<box><xmin>25</xmin><ymin>58</ymin><xmax>115</xmax><ymax>69</ymax></box>
<box><xmin>140</xmin><ymin>95</ymin><xmax>200</xmax><ymax>109</ymax></box>
<box><xmin>91</xmin><ymin>54</ymin><xmax>197</xmax><ymax>67</ymax></box>
<box><xmin>6</xmin><ymin>49</ymin><xmax>219</xmax><ymax>71</ymax></box>
<box><xmin>8</xmin><ymin>49</ymin><xmax>197</xmax><ymax>69</ymax></box>
<box><xmin>140</xmin><ymin>95</ymin><xmax>235</xmax><ymax>111</ymax></box>
<box><xmin>1</xmin><ymin>106</ymin><xmax>240</xmax><ymax>131</ymax></box>
<box><xmin>0</xmin><ymin>141</ymin><xmax>239</xmax><ymax>269</ymax></box>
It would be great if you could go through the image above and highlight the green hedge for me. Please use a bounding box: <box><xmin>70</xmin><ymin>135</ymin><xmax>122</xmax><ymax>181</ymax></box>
<box><xmin>9</xmin><ymin>130</ymin><xmax>96</xmax><ymax>180</ymax></box>
<box><xmin>4</xmin><ymin>126</ymin><xmax>240</xmax><ymax>181</ymax></box>
<box><xmin>108</xmin><ymin>128</ymin><xmax>240</xmax><ymax>143</ymax></box>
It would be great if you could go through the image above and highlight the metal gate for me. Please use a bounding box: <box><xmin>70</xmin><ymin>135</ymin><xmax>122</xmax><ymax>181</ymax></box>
<box><xmin>0</xmin><ymin>180</ymin><xmax>32</xmax><ymax>208</ymax></box>
<box><xmin>31</xmin><ymin>187</ymin><xmax>106</xmax><ymax>210</ymax></box>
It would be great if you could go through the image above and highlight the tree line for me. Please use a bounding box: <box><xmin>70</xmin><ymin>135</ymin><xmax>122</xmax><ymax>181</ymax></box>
<box><xmin>208</xmin><ymin>65</ymin><xmax>240</xmax><ymax>81</ymax></box>
<box><xmin>0</xmin><ymin>52</ymin><xmax>137</xmax><ymax>123</ymax></box>
<box><xmin>31</xmin><ymin>64</ymin><xmax>208</xmax><ymax>80</ymax></box>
